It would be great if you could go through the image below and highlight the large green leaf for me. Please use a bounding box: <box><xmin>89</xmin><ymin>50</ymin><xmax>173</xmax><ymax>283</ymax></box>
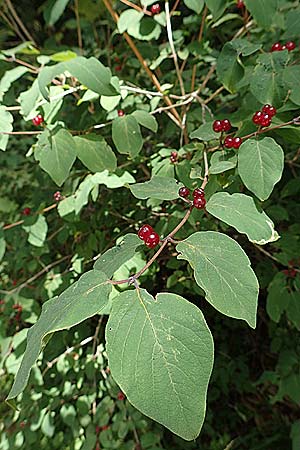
<box><xmin>283</xmin><ymin>66</ymin><xmax>300</xmax><ymax>106</ymax></box>
<box><xmin>176</xmin><ymin>231</ymin><xmax>259</xmax><ymax>328</ymax></box>
<box><xmin>282</xmin><ymin>7</ymin><xmax>300</xmax><ymax>39</ymax></box>
<box><xmin>112</xmin><ymin>116</ymin><xmax>143</xmax><ymax>158</ymax></box>
<box><xmin>34</xmin><ymin>129</ymin><xmax>76</xmax><ymax>186</ymax></box>
<box><xmin>94</xmin><ymin>234</ymin><xmax>142</xmax><ymax>278</ymax></box>
<box><xmin>130</xmin><ymin>176</ymin><xmax>183</xmax><ymax>200</ymax></box>
<box><xmin>106</xmin><ymin>289</ymin><xmax>214</xmax><ymax>440</ymax></box>
<box><xmin>238</xmin><ymin>137</ymin><xmax>284</xmax><ymax>201</ymax></box>
<box><xmin>244</xmin><ymin>0</ymin><xmax>278</xmax><ymax>29</ymax></box>
<box><xmin>206</xmin><ymin>192</ymin><xmax>279</xmax><ymax>244</ymax></box>
<box><xmin>7</xmin><ymin>270</ymin><xmax>111</xmax><ymax>400</ymax></box>
<box><xmin>74</xmin><ymin>135</ymin><xmax>117</xmax><ymax>173</ymax></box>
<box><xmin>0</xmin><ymin>106</ymin><xmax>13</xmax><ymax>151</ymax></box>
<box><xmin>38</xmin><ymin>57</ymin><xmax>117</xmax><ymax>100</ymax></box>
<box><xmin>0</xmin><ymin>66</ymin><xmax>28</xmax><ymax>102</ymax></box>
<box><xmin>22</xmin><ymin>215</ymin><xmax>48</xmax><ymax>247</ymax></box>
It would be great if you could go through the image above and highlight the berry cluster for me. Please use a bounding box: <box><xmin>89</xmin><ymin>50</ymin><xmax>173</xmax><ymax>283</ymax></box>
<box><xmin>32</xmin><ymin>114</ymin><xmax>44</xmax><ymax>126</ymax></box>
<box><xmin>212</xmin><ymin>119</ymin><xmax>231</xmax><ymax>133</ymax></box>
<box><xmin>151</xmin><ymin>3</ymin><xmax>160</xmax><ymax>14</ymax></box>
<box><xmin>138</xmin><ymin>224</ymin><xmax>160</xmax><ymax>249</ymax></box>
<box><xmin>179</xmin><ymin>187</ymin><xmax>206</xmax><ymax>209</ymax></box>
<box><xmin>271</xmin><ymin>41</ymin><xmax>296</xmax><ymax>52</ymax></box>
<box><xmin>53</xmin><ymin>191</ymin><xmax>62</xmax><ymax>202</ymax></box>
<box><xmin>224</xmin><ymin>136</ymin><xmax>242</xmax><ymax>149</ymax></box>
<box><xmin>170</xmin><ymin>151</ymin><xmax>178</xmax><ymax>163</ymax></box>
<box><xmin>252</xmin><ymin>104</ymin><xmax>276</xmax><ymax>128</ymax></box>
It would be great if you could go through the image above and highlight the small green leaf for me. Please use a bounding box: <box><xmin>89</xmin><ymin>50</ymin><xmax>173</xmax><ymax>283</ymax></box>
<box><xmin>216</xmin><ymin>42</ymin><xmax>244</xmax><ymax>93</ymax></box>
<box><xmin>238</xmin><ymin>137</ymin><xmax>284</xmax><ymax>201</ymax></box>
<box><xmin>176</xmin><ymin>231</ymin><xmax>259</xmax><ymax>328</ymax></box>
<box><xmin>43</xmin><ymin>0</ymin><xmax>70</xmax><ymax>26</ymax></box>
<box><xmin>0</xmin><ymin>229</ymin><xmax>5</xmax><ymax>262</ymax></box>
<box><xmin>74</xmin><ymin>135</ymin><xmax>117</xmax><ymax>173</ymax></box>
<box><xmin>112</xmin><ymin>116</ymin><xmax>143</xmax><ymax>157</ymax></box>
<box><xmin>19</xmin><ymin>80</ymin><xmax>41</xmax><ymax>118</ymax></box>
<box><xmin>205</xmin><ymin>0</ymin><xmax>226</xmax><ymax>20</ymax></box>
<box><xmin>209</xmin><ymin>151</ymin><xmax>237</xmax><ymax>174</ymax></box>
<box><xmin>0</xmin><ymin>66</ymin><xmax>28</xmax><ymax>102</ymax></box>
<box><xmin>130</xmin><ymin>176</ymin><xmax>183</xmax><ymax>200</ymax></box>
<box><xmin>106</xmin><ymin>289</ymin><xmax>214</xmax><ymax>440</ymax></box>
<box><xmin>94</xmin><ymin>234</ymin><xmax>143</xmax><ymax>277</ymax></box>
<box><xmin>132</xmin><ymin>110</ymin><xmax>158</xmax><ymax>132</ymax></box>
<box><xmin>266</xmin><ymin>273</ymin><xmax>288</xmax><ymax>323</ymax></box>
<box><xmin>22</xmin><ymin>215</ymin><xmax>48</xmax><ymax>247</ymax></box>
<box><xmin>34</xmin><ymin>129</ymin><xmax>76</xmax><ymax>186</ymax></box>
<box><xmin>0</xmin><ymin>106</ymin><xmax>13</xmax><ymax>151</ymax></box>
<box><xmin>118</xmin><ymin>9</ymin><xmax>143</xmax><ymax>34</ymax></box>
<box><xmin>7</xmin><ymin>270</ymin><xmax>111</xmax><ymax>400</ymax></box>
<box><xmin>190</xmin><ymin>122</ymin><xmax>219</xmax><ymax>142</ymax></box>
<box><xmin>184</xmin><ymin>0</ymin><xmax>204</xmax><ymax>14</ymax></box>
<box><xmin>283</xmin><ymin>7</ymin><xmax>300</xmax><ymax>39</ymax></box>
<box><xmin>206</xmin><ymin>192</ymin><xmax>279</xmax><ymax>244</ymax></box>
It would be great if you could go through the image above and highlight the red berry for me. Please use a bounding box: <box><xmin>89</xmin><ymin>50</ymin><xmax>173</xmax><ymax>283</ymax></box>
<box><xmin>138</xmin><ymin>224</ymin><xmax>153</xmax><ymax>241</ymax></box>
<box><xmin>232</xmin><ymin>137</ymin><xmax>242</xmax><ymax>149</ymax></box>
<box><xmin>252</xmin><ymin>111</ymin><xmax>263</xmax><ymax>125</ymax></box>
<box><xmin>145</xmin><ymin>232</ymin><xmax>160</xmax><ymax>249</ymax></box>
<box><xmin>271</xmin><ymin>42</ymin><xmax>282</xmax><ymax>52</ymax></box>
<box><xmin>115</xmin><ymin>65</ymin><xmax>122</xmax><ymax>71</ymax></box>
<box><xmin>260</xmin><ymin>113</ymin><xmax>272</xmax><ymax>127</ymax></box>
<box><xmin>224</xmin><ymin>136</ymin><xmax>234</xmax><ymax>149</ymax></box>
<box><xmin>178</xmin><ymin>187</ymin><xmax>190</xmax><ymax>198</ymax></box>
<box><xmin>221</xmin><ymin>119</ymin><xmax>231</xmax><ymax>132</ymax></box>
<box><xmin>193</xmin><ymin>187</ymin><xmax>205</xmax><ymax>198</ymax></box>
<box><xmin>22</xmin><ymin>207</ymin><xmax>31</xmax><ymax>216</ymax></box>
<box><xmin>170</xmin><ymin>151</ymin><xmax>178</xmax><ymax>163</ymax></box>
<box><xmin>117</xmin><ymin>392</ymin><xmax>125</xmax><ymax>401</ymax></box>
<box><xmin>236</xmin><ymin>0</ymin><xmax>245</xmax><ymax>8</ymax></box>
<box><xmin>53</xmin><ymin>191</ymin><xmax>62</xmax><ymax>202</ymax></box>
<box><xmin>212</xmin><ymin>120</ymin><xmax>223</xmax><ymax>133</ymax></box>
<box><xmin>117</xmin><ymin>109</ymin><xmax>125</xmax><ymax>117</ymax></box>
<box><xmin>193</xmin><ymin>196</ymin><xmax>206</xmax><ymax>209</ymax></box>
<box><xmin>262</xmin><ymin>104</ymin><xmax>276</xmax><ymax>117</ymax></box>
<box><xmin>286</xmin><ymin>41</ymin><xmax>296</xmax><ymax>51</ymax></box>
<box><xmin>151</xmin><ymin>3</ymin><xmax>161</xmax><ymax>14</ymax></box>
<box><xmin>32</xmin><ymin>114</ymin><xmax>44</xmax><ymax>126</ymax></box>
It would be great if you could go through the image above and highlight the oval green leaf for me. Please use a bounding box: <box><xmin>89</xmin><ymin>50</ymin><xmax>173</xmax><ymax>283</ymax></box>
<box><xmin>74</xmin><ymin>135</ymin><xmax>117</xmax><ymax>173</ymax></box>
<box><xmin>112</xmin><ymin>115</ymin><xmax>143</xmax><ymax>158</ymax></box>
<box><xmin>130</xmin><ymin>176</ymin><xmax>183</xmax><ymax>200</ymax></box>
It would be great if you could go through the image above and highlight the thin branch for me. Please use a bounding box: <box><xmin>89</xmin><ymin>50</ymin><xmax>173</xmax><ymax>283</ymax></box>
<box><xmin>0</xmin><ymin>131</ymin><xmax>42</xmax><ymax>135</ymax></box>
<box><xmin>4</xmin><ymin>56</ymin><xmax>39</xmax><ymax>73</ymax></box>
<box><xmin>5</xmin><ymin>0</ymin><xmax>37</xmax><ymax>44</ymax></box>
<box><xmin>120</xmin><ymin>0</ymin><xmax>152</xmax><ymax>15</ymax></box>
<box><xmin>191</xmin><ymin>6</ymin><xmax>208</xmax><ymax>92</ymax></box>
<box><xmin>3</xmin><ymin>203</ymin><xmax>57</xmax><ymax>230</ymax></box>
<box><xmin>204</xmin><ymin>86</ymin><xmax>224</xmax><ymax>104</ymax></box>
<box><xmin>74</xmin><ymin>0</ymin><xmax>83</xmax><ymax>53</ymax></box>
<box><xmin>0</xmin><ymin>10</ymin><xmax>25</xmax><ymax>42</ymax></box>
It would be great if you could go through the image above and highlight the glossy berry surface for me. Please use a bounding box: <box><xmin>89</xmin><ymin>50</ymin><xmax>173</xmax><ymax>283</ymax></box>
<box><xmin>212</xmin><ymin>120</ymin><xmax>223</xmax><ymax>133</ymax></box>
<box><xmin>53</xmin><ymin>191</ymin><xmax>62</xmax><ymax>202</ymax></box>
<box><xmin>271</xmin><ymin>42</ymin><xmax>282</xmax><ymax>52</ymax></box>
<box><xmin>145</xmin><ymin>232</ymin><xmax>160</xmax><ymax>248</ymax></box>
<box><xmin>232</xmin><ymin>137</ymin><xmax>242</xmax><ymax>149</ymax></box>
<box><xmin>170</xmin><ymin>151</ymin><xmax>178</xmax><ymax>163</ymax></box>
<box><xmin>262</xmin><ymin>104</ymin><xmax>276</xmax><ymax>117</ymax></box>
<box><xmin>221</xmin><ymin>119</ymin><xmax>231</xmax><ymax>132</ymax></box>
<box><xmin>236</xmin><ymin>0</ymin><xmax>245</xmax><ymax>8</ymax></box>
<box><xmin>138</xmin><ymin>224</ymin><xmax>153</xmax><ymax>241</ymax></box>
<box><xmin>22</xmin><ymin>207</ymin><xmax>31</xmax><ymax>216</ymax></box>
<box><xmin>260</xmin><ymin>113</ymin><xmax>271</xmax><ymax>127</ymax></box>
<box><xmin>224</xmin><ymin>136</ymin><xmax>234</xmax><ymax>149</ymax></box>
<box><xmin>286</xmin><ymin>41</ymin><xmax>296</xmax><ymax>51</ymax></box>
<box><xmin>193</xmin><ymin>196</ymin><xmax>206</xmax><ymax>209</ymax></box>
<box><xmin>32</xmin><ymin>114</ymin><xmax>44</xmax><ymax>126</ymax></box>
<box><xmin>151</xmin><ymin>3</ymin><xmax>161</xmax><ymax>14</ymax></box>
<box><xmin>252</xmin><ymin>111</ymin><xmax>263</xmax><ymax>125</ymax></box>
<box><xmin>117</xmin><ymin>109</ymin><xmax>125</xmax><ymax>117</ymax></box>
<box><xmin>178</xmin><ymin>187</ymin><xmax>190</xmax><ymax>198</ymax></box>
<box><xmin>193</xmin><ymin>187</ymin><xmax>205</xmax><ymax>198</ymax></box>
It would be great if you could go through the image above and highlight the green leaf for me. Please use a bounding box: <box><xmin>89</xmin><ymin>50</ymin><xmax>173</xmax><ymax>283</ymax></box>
<box><xmin>244</xmin><ymin>0</ymin><xmax>278</xmax><ymax>29</ymax></box>
<box><xmin>190</xmin><ymin>122</ymin><xmax>219</xmax><ymax>142</ymax></box>
<box><xmin>106</xmin><ymin>289</ymin><xmax>214</xmax><ymax>440</ymax></box>
<box><xmin>184</xmin><ymin>0</ymin><xmax>204</xmax><ymax>14</ymax></box>
<box><xmin>0</xmin><ymin>229</ymin><xmax>5</xmax><ymax>262</ymax></box>
<box><xmin>0</xmin><ymin>106</ymin><xmax>13</xmax><ymax>151</ymax></box>
<box><xmin>19</xmin><ymin>80</ymin><xmax>41</xmax><ymax>118</ymax></box>
<box><xmin>205</xmin><ymin>0</ymin><xmax>226</xmax><ymax>20</ymax></box>
<box><xmin>100</xmin><ymin>94</ymin><xmax>121</xmax><ymax>111</ymax></box>
<box><xmin>7</xmin><ymin>270</ymin><xmax>111</xmax><ymax>400</ymax></box>
<box><xmin>118</xmin><ymin>9</ymin><xmax>143</xmax><ymax>34</ymax></box>
<box><xmin>216</xmin><ymin>42</ymin><xmax>244</xmax><ymax>93</ymax></box>
<box><xmin>0</xmin><ymin>66</ymin><xmax>28</xmax><ymax>102</ymax></box>
<box><xmin>34</xmin><ymin>129</ymin><xmax>76</xmax><ymax>186</ymax></box>
<box><xmin>283</xmin><ymin>66</ymin><xmax>300</xmax><ymax>106</ymax></box>
<box><xmin>176</xmin><ymin>231</ymin><xmax>259</xmax><ymax>328</ymax></box>
<box><xmin>130</xmin><ymin>176</ymin><xmax>183</xmax><ymax>200</ymax></box>
<box><xmin>238</xmin><ymin>137</ymin><xmax>284</xmax><ymax>201</ymax></box>
<box><xmin>43</xmin><ymin>0</ymin><xmax>70</xmax><ymax>26</ymax></box>
<box><xmin>74</xmin><ymin>135</ymin><xmax>117</xmax><ymax>173</ymax></box>
<box><xmin>22</xmin><ymin>215</ymin><xmax>48</xmax><ymax>247</ymax></box>
<box><xmin>94</xmin><ymin>234</ymin><xmax>142</xmax><ymax>277</ymax></box>
<box><xmin>283</xmin><ymin>7</ymin><xmax>300</xmax><ymax>39</ymax></box>
<box><xmin>112</xmin><ymin>116</ymin><xmax>143</xmax><ymax>158</ymax></box>
<box><xmin>38</xmin><ymin>57</ymin><xmax>117</xmax><ymax>100</ymax></box>
<box><xmin>209</xmin><ymin>151</ymin><xmax>237</xmax><ymax>174</ymax></box>
<box><xmin>206</xmin><ymin>192</ymin><xmax>279</xmax><ymax>244</ymax></box>
<box><xmin>132</xmin><ymin>110</ymin><xmax>158</xmax><ymax>132</ymax></box>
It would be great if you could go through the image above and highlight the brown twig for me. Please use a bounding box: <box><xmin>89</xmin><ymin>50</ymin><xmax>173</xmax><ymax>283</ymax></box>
<box><xmin>120</xmin><ymin>0</ymin><xmax>152</xmax><ymax>16</ymax></box>
<box><xmin>191</xmin><ymin>6</ymin><xmax>208</xmax><ymax>92</ymax></box>
<box><xmin>74</xmin><ymin>0</ymin><xmax>83</xmax><ymax>53</ymax></box>
<box><xmin>3</xmin><ymin>203</ymin><xmax>57</xmax><ymax>231</ymax></box>
<box><xmin>4</xmin><ymin>0</ymin><xmax>36</xmax><ymax>44</ymax></box>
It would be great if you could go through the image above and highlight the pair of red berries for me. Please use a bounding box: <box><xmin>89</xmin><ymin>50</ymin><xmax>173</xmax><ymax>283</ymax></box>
<box><xmin>213</xmin><ymin>119</ymin><xmax>231</xmax><ymax>133</ymax></box>
<box><xmin>170</xmin><ymin>151</ymin><xmax>178</xmax><ymax>163</ymax></box>
<box><xmin>252</xmin><ymin>104</ymin><xmax>276</xmax><ymax>128</ymax></box>
<box><xmin>32</xmin><ymin>114</ymin><xmax>44</xmax><ymax>126</ymax></box>
<box><xmin>138</xmin><ymin>224</ymin><xmax>160</xmax><ymax>249</ymax></box>
<box><xmin>224</xmin><ymin>136</ymin><xmax>242</xmax><ymax>149</ymax></box>
<box><xmin>151</xmin><ymin>3</ymin><xmax>160</xmax><ymax>15</ymax></box>
<box><xmin>179</xmin><ymin>187</ymin><xmax>206</xmax><ymax>209</ymax></box>
<box><xmin>271</xmin><ymin>41</ymin><xmax>296</xmax><ymax>52</ymax></box>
